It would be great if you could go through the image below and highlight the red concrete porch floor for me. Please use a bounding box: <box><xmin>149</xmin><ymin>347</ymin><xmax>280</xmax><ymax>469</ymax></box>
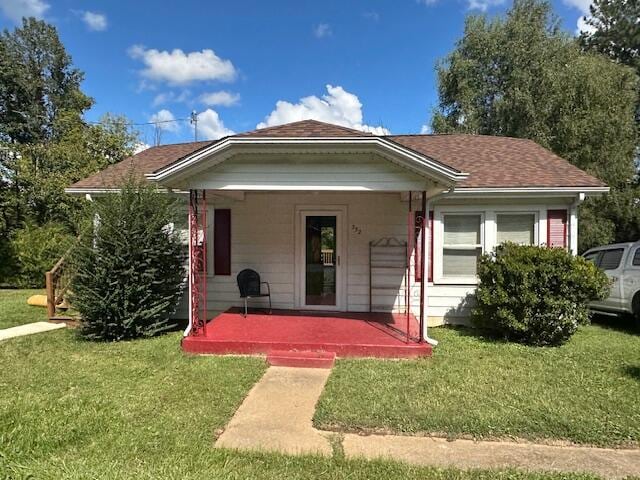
<box><xmin>182</xmin><ymin>309</ymin><xmax>432</xmax><ymax>359</ymax></box>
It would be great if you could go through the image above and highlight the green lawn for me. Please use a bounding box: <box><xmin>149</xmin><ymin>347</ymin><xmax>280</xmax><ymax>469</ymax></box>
<box><xmin>0</xmin><ymin>289</ymin><xmax>605</xmax><ymax>479</ymax></box>
<box><xmin>0</xmin><ymin>288</ymin><xmax>46</xmax><ymax>329</ymax></box>
<box><xmin>315</xmin><ymin>324</ymin><xmax>640</xmax><ymax>448</ymax></box>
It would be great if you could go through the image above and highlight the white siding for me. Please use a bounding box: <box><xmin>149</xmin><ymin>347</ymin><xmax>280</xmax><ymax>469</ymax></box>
<box><xmin>203</xmin><ymin>192</ymin><xmax>412</xmax><ymax>315</ymax></box>
<box><xmin>188</xmin><ymin>153</ymin><xmax>431</xmax><ymax>191</ymax></box>
<box><xmin>177</xmin><ymin>192</ymin><xmax>578</xmax><ymax>327</ymax></box>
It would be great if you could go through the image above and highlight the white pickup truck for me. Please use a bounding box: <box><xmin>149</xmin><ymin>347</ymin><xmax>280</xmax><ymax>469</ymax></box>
<box><xmin>583</xmin><ymin>240</ymin><xmax>640</xmax><ymax>323</ymax></box>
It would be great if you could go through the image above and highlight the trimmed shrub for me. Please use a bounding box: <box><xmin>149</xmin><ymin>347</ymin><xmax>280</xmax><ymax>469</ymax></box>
<box><xmin>472</xmin><ymin>243</ymin><xmax>609</xmax><ymax>346</ymax></box>
<box><xmin>10</xmin><ymin>223</ymin><xmax>74</xmax><ymax>288</ymax></box>
<box><xmin>70</xmin><ymin>179</ymin><xmax>187</xmax><ymax>341</ymax></box>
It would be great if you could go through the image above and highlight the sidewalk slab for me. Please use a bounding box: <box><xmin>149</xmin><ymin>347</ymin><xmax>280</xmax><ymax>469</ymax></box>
<box><xmin>215</xmin><ymin>366</ymin><xmax>332</xmax><ymax>456</ymax></box>
<box><xmin>0</xmin><ymin>321</ymin><xmax>65</xmax><ymax>341</ymax></box>
<box><xmin>343</xmin><ymin>433</ymin><xmax>640</xmax><ymax>480</ymax></box>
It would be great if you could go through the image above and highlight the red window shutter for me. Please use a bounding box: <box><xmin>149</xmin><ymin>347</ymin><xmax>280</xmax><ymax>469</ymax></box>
<box><xmin>414</xmin><ymin>211</ymin><xmax>434</xmax><ymax>283</ymax></box>
<box><xmin>547</xmin><ymin>209</ymin><xmax>567</xmax><ymax>248</ymax></box>
<box><xmin>214</xmin><ymin>209</ymin><xmax>231</xmax><ymax>275</ymax></box>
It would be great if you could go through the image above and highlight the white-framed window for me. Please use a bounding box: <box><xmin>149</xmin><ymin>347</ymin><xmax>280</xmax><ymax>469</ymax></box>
<box><xmin>496</xmin><ymin>212</ymin><xmax>537</xmax><ymax>246</ymax></box>
<box><xmin>442</xmin><ymin>213</ymin><xmax>483</xmax><ymax>280</ymax></box>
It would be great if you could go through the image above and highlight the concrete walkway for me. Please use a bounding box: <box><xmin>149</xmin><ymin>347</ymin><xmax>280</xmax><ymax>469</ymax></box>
<box><xmin>344</xmin><ymin>433</ymin><xmax>640</xmax><ymax>479</ymax></box>
<box><xmin>0</xmin><ymin>321</ymin><xmax>65</xmax><ymax>341</ymax></box>
<box><xmin>215</xmin><ymin>365</ymin><xmax>640</xmax><ymax>479</ymax></box>
<box><xmin>215</xmin><ymin>366</ymin><xmax>333</xmax><ymax>455</ymax></box>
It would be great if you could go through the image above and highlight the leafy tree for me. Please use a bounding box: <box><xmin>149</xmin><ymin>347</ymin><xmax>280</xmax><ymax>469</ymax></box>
<box><xmin>70</xmin><ymin>178</ymin><xmax>187</xmax><ymax>341</ymax></box>
<box><xmin>10</xmin><ymin>223</ymin><xmax>74</xmax><ymax>288</ymax></box>
<box><xmin>580</xmin><ymin>0</ymin><xmax>640</xmax><ymax>80</ymax></box>
<box><xmin>0</xmin><ymin>18</ymin><xmax>140</xmax><ymax>283</ymax></box>
<box><xmin>14</xmin><ymin>113</ymin><xmax>139</xmax><ymax>230</ymax></box>
<box><xmin>0</xmin><ymin>18</ymin><xmax>92</xmax><ymax>144</ymax></box>
<box><xmin>432</xmin><ymin>0</ymin><xmax>639</xmax><ymax>250</ymax></box>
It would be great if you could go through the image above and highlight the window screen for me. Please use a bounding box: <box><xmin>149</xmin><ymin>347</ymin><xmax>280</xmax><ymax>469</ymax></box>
<box><xmin>443</xmin><ymin>214</ymin><xmax>482</xmax><ymax>278</ymax></box>
<box><xmin>497</xmin><ymin>214</ymin><xmax>535</xmax><ymax>245</ymax></box>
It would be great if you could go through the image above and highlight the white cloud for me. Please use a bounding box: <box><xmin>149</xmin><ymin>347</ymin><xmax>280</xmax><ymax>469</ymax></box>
<box><xmin>257</xmin><ymin>84</ymin><xmax>390</xmax><ymax>135</ymax></box>
<box><xmin>128</xmin><ymin>45</ymin><xmax>237</xmax><ymax>86</ymax></box>
<box><xmin>82</xmin><ymin>11</ymin><xmax>107</xmax><ymax>31</ymax></box>
<box><xmin>313</xmin><ymin>23</ymin><xmax>332</xmax><ymax>38</ymax></box>
<box><xmin>466</xmin><ymin>0</ymin><xmax>506</xmax><ymax>11</ymax></box>
<box><xmin>195</xmin><ymin>109</ymin><xmax>234</xmax><ymax>140</ymax></box>
<box><xmin>149</xmin><ymin>109</ymin><xmax>180</xmax><ymax>132</ymax></box>
<box><xmin>562</xmin><ymin>0</ymin><xmax>592</xmax><ymax>14</ymax></box>
<box><xmin>0</xmin><ymin>0</ymin><xmax>49</xmax><ymax>23</ymax></box>
<box><xmin>576</xmin><ymin>15</ymin><xmax>596</xmax><ymax>35</ymax></box>
<box><xmin>152</xmin><ymin>90</ymin><xmax>191</xmax><ymax>106</ymax></box>
<box><xmin>134</xmin><ymin>142</ymin><xmax>151</xmax><ymax>154</ymax></box>
<box><xmin>417</xmin><ymin>0</ymin><xmax>506</xmax><ymax>10</ymax></box>
<box><xmin>420</xmin><ymin>124</ymin><xmax>432</xmax><ymax>134</ymax></box>
<box><xmin>363</xmin><ymin>11</ymin><xmax>380</xmax><ymax>21</ymax></box>
<box><xmin>200</xmin><ymin>91</ymin><xmax>240</xmax><ymax>107</ymax></box>
<box><xmin>561</xmin><ymin>0</ymin><xmax>593</xmax><ymax>35</ymax></box>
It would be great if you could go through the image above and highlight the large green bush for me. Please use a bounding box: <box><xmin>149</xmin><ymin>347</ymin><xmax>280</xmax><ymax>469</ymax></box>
<box><xmin>70</xmin><ymin>180</ymin><xmax>187</xmax><ymax>341</ymax></box>
<box><xmin>10</xmin><ymin>223</ymin><xmax>74</xmax><ymax>288</ymax></box>
<box><xmin>473</xmin><ymin>243</ymin><xmax>609</xmax><ymax>346</ymax></box>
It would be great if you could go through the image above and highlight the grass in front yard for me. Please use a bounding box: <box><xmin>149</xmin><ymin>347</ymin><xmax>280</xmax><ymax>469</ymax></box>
<box><xmin>315</xmin><ymin>324</ymin><xmax>640</xmax><ymax>448</ymax></box>
<box><xmin>0</xmin><ymin>289</ymin><xmax>605</xmax><ymax>479</ymax></box>
<box><xmin>0</xmin><ymin>288</ymin><xmax>46</xmax><ymax>329</ymax></box>
<box><xmin>0</xmin><ymin>330</ymin><xmax>602</xmax><ymax>480</ymax></box>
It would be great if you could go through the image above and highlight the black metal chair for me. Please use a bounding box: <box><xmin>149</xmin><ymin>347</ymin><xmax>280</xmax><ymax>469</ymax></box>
<box><xmin>236</xmin><ymin>269</ymin><xmax>272</xmax><ymax>317</ymax></box>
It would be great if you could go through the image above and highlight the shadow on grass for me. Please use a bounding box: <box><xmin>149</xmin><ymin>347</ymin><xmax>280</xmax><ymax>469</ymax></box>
<box><xmin>590</xmin><ymin>313</ymin><xmax>638</xmax><ymax>335</ymax></box>
<box><xmin>436</xmin><ymin>324</ymin><xmax>510</xmax><ymax>345</ymax></box>
<box><xmin>622</xmin><ymin>365</ymin><xmax>640</xmax><ymax>381</ymax></box>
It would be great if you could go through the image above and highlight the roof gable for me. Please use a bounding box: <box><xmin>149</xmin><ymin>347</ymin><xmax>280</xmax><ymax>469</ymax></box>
<box><xmin>235</xmin><ymin>119</ymin><xmax>372</xmax><ymax>137</ymax></box>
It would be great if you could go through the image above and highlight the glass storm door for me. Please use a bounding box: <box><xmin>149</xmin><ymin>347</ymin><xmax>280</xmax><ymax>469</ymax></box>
<box><xmin>302</xmin><ymin>212</ymin><xmax>340</xmax><ymax>310</ymax></box>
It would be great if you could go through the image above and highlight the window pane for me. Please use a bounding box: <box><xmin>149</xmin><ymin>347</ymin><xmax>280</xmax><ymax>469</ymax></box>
<box><xmin>443</xmin><ymin>248</ymin><xmax>481</xmax><ymax>277</ymax></box>
<box><xmin>497</xmin><ymin>214</ymin><xmax>535</xmax><ymax>245</ymax></box>
<box><xmin>633</xmin><ymin>248</ymin><xmax>640</xmax><ymax>266</ymax></box>
<box><xmin>599</xmin><ymin>248</ymin><xmax>623</xmax><ymax>270</ymax></box>
<box><xmin>583</xmin><ymin>251</ymin><xmax>600</xmax><ymax>265</ymax></box>
<box><xmin>444</xmin><ymin>215</ymin><xmax>481</xmax><ymax>245</ymax></box>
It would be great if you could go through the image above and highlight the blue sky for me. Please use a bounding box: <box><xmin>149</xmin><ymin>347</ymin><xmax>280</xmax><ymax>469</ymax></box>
<box><xmin>0</xmin><ymin>0</ymin><xmax>592</xmax><ymax>146</ymax></box>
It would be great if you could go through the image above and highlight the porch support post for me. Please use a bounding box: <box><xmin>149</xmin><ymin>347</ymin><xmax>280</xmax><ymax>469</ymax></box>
<box><xmin>419</xmin><ymin>190</ymin><xmax>427</xmax><ymax>343</ymax></box>
<box><xmin>406</xmin><ymin>192</ymin><xmax>412</xmax><ymax>343</ymax></box>
<box><xmin>188</xmin><ymin>189</ymin><xmax>207</xmax><ymax>336</ymax></box>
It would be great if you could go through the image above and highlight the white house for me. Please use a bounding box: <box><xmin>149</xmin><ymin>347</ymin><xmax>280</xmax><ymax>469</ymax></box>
<box><xmin>67</xmin><ymin>119</ymin><xmax>608</xmax><ymax>357</ymax></box>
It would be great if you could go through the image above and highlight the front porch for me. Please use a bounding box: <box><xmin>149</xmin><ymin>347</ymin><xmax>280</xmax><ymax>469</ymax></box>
<box><xmin>182</xmin><ymin>309</ymin><xmax>432</xmax><ymax>358</ymax></box>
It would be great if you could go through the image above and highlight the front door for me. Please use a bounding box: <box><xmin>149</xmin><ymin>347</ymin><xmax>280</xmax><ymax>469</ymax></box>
<box><xmin>297</xmin><ymin>209</ymin><xmax>345</xmax><ymax>310</ymax></box>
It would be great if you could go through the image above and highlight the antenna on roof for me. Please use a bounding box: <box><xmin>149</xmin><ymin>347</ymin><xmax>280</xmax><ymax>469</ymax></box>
<box><xmin>190</xmin><ymin>110</ymin><xmax>199</xmax><ymax>142</ymax></box>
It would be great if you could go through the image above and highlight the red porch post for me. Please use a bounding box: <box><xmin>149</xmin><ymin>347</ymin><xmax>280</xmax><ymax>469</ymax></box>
<box><xmin>406</xmin><ymin>192</ymin><xmax>412</xmax><ymax>343</ymax></box>
<box><xmin>419</xmin><ymin>190</ymin><xmax>427</xmax><ymax>343</ymax></box>
<box><xmin>189</xmin><ymin>189</ymin><xmax>208</xmax><ymax>336</ymax></box>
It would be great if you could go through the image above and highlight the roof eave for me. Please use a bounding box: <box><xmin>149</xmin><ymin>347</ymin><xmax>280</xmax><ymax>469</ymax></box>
<box><xmin>449</xmin><ymin>186</ymin><xmax>609</xmax><ymax>198</ymax></box>
<box><xmin>145</xmin><ymin>136</ymin><xmax>469</xmax><ymax>186</ymax></box>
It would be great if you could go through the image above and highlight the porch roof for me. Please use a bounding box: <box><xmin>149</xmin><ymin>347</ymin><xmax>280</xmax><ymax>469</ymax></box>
<box><xmin>66</xmin><ymin>119</ymin><xmax>607</xmax><ymax>195</ymax></box>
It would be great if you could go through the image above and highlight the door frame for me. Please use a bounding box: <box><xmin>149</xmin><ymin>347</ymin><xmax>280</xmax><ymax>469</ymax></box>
<box><xmin>294</xmin><ymin>205</ymin><xmax>348</xmax><ymax>311</ymax></box>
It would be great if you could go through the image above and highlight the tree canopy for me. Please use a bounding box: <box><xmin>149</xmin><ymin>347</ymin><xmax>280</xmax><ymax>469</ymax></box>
<box><xmin>433</xmin><ymin>0</ymin><xmax>639</xmax><ymax>250</ymax></box>
<box><xmin>0</xmin><ymin>18</ymin><xmax>139</xmax><ymax>285</ymax></box>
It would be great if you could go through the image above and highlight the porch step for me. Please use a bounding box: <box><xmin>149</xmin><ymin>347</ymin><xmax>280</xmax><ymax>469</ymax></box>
<box><xmin>49</xmin><ymin>316</ymin><xmax>76</xmax><ymax>325</ymax></box>
<box><xmin>266</xmin><ymin>350</ymin><xmax>336</xmax><ymax>369</ymax></box>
